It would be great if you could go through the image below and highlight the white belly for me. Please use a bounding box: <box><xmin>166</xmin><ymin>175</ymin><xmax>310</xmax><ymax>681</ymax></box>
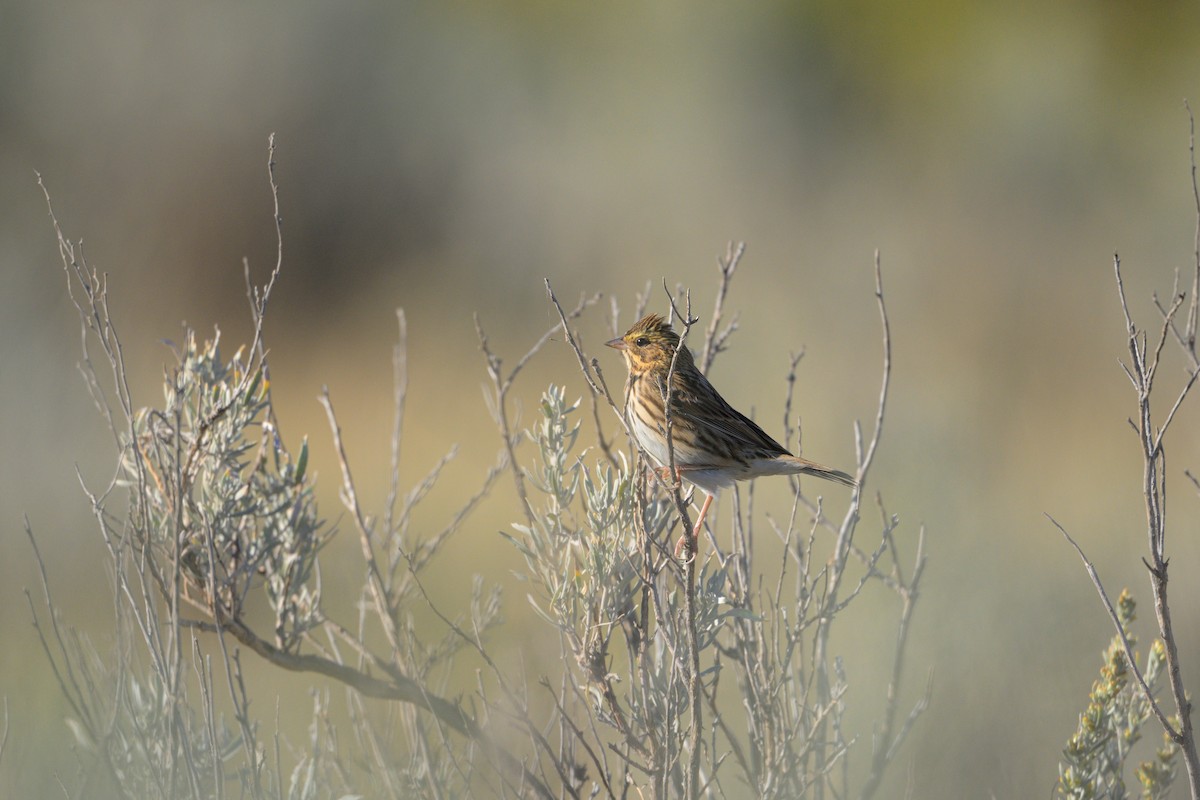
<box><xmin>628</xmin><ymin>411</ymin><xmax>734</xmax><ymax>494</ymax></box>
<box><xmin>630</xmin><ymin>411</ymin><xmax>672</xmax><ymax>467</ymax></box>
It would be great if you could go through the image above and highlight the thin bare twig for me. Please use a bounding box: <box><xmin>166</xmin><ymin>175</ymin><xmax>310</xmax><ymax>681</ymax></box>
<box><xmin>1048</xmin><ymin>514</ymin><xmax>1178</xmax><ymax>737</ymax></box>
<box><xmin>699</xmin><ymin>241</ymin><xmax>745</xmax><ymax>375</ymax></box>
<box><xmin>858</xmin><ymin>250</ymin><xmax>892</xmax><ymax>484</ymax></box>
<box><xmin>319</xmin><ymin>388</ymin><xmax>403</xmax><ymax>655</ymax></box>
<box><xmin>0</xmin><ymin>697</ymin><xmax>8</xmax><ymax>771</ymax></box>
<box><xmin>658</xmin><ymin>280</ymin><xmax>704</xmax><ymax>799</ymax></box>
<box><xmin>859</xmin><ymin>523</ymin><xmax>928</xmax><ymax>800</ymax></box>
<box><xmin>811</xmin><ymin>251</ymin><xmax>891</xmax><ymax>800</ymax></box>
<box><xmin>384</xmin><ymin>308</ymin><xmax>409</xmax><ymax>540</ymax></box>
<box><xmin>544</xmin><ymin>279</ymin><xmax>628</xmax><ymax>467</ymax></box>
<box><xmin>1187</xmin><ymin>101</ymin><xmax>1200</xmax><ymax>351</ymax></box>
<box><xmin>477</xmin><ymin>293</ymin><xmax>600</xmax><ymax>529</ymax></box>
<box><xmin>397</xmin><ymin>553</ymin><xmax>560</xmax><ymax>800</ymax></box>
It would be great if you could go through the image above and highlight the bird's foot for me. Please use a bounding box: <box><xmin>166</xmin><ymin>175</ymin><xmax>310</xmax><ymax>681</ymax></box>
<box><xmin>674</xmin><ymin>531</ymin><xmax>695</xmax><ymax>560</ymax></box>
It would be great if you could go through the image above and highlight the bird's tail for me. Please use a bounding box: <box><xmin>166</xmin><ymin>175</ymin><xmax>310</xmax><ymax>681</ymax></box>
<box><xmin>786</xmin><ymin>456</ymin><xmax>858</xmax><ymax>488</ymax></box>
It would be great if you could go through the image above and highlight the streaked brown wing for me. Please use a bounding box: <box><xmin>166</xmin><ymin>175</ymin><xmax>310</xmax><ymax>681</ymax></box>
<box><xmin>669</xmin><ymin>369</ymin><xmax>790</xmax><ymax>462</ymax></box>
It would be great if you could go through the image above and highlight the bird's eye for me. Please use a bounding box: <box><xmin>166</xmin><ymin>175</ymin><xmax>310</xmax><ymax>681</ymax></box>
<box><xmin>635</xmin><ymin>336</ymin><xmax>650</xmax><ymax>347</ymax></box>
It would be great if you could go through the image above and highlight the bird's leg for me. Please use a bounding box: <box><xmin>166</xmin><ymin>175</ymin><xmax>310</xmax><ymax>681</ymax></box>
<box><xmin>675</xmin><ymin>493</ymin><xmax>714</xmax><ymax>558</ymax></box>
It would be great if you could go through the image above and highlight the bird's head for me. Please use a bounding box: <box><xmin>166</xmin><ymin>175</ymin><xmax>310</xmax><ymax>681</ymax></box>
<box><xmin>606</xmin><ymin>313</ymin><xmax>693</xmax><ymax>374</ymax></box>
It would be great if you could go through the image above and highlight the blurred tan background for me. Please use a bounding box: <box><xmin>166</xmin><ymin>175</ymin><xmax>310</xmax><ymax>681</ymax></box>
<box><xmin>4</xmin><ymin>1</ymin><xmax>1200</xmax><ymax>796</ymax></box>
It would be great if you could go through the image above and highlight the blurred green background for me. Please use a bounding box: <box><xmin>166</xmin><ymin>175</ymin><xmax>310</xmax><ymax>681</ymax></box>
<box><xmin>5</xmin><ymin>1</ymin><xmax>1200</xmax><ymax>796</ymax></box>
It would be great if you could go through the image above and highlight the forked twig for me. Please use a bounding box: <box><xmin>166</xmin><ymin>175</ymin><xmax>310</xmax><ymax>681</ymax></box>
<box><xmin>699</xmin><ymin>241</ymin><xmax>746</xmax><ymax>375</ymax></box>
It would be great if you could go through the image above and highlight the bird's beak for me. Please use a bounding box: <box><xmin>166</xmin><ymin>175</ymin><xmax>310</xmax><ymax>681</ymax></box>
<box><xmin>605</xmin><ymin>337</ymin><xmax>627</xmax><ymax>351</ymax></box>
